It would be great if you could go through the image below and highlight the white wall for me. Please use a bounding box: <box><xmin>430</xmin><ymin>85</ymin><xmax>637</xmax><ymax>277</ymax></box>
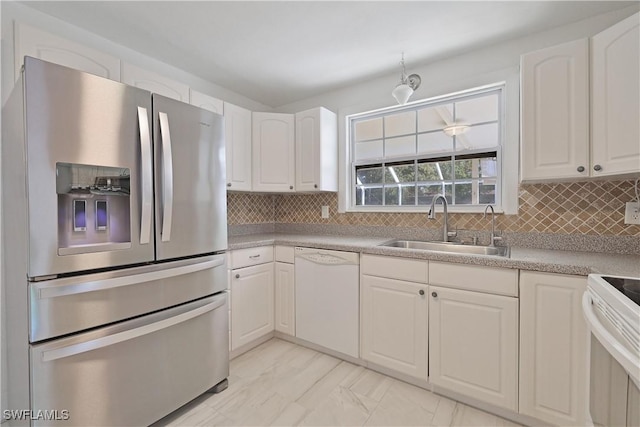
<box><xmin>271</xmin><ymin>4</ymin><xmax>639</xmax><ymax>214</ymax></box>
<box><xmin>0</xmin><ymin>1</ymin><xmax>272</xmax><ymax>111</ymax></box>
<box><xmin>275</xmin><ymin>5</ymin><xmax>639</xmax><ymax>114</ymax></box>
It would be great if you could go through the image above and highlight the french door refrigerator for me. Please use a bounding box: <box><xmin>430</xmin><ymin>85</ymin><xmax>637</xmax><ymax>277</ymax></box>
<box><xmin>2</xmin><ymin>57</ymin><xmax>229</xmax><ymax>426</ymax></box>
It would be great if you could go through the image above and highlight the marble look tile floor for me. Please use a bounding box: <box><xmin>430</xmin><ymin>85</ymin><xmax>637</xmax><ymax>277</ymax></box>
<box><xmin>154</xmin><ymin>339</ymin><xmax>522</xmax><ymax>427</ymax></box>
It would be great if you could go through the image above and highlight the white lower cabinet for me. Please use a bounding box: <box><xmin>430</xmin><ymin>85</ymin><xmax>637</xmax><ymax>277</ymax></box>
<box><xmin>429</xmin><ymin>286</ymin><xmax>519</xmax><ymax>411</ymax></box>
<box><xmin>230</xmin><ymin>262</ymin><xmax>274</xmax><ymax>351</ymax></box>
<box><xmin>274</xmin><ymin>261</ymin><xmax>295</xmax><ymax>336</ymax></box>
<box><xmin>360</xmin><ymin>275</ymin><xmax>428</xmax><ymax>379</ymax></box>
<box><xmin>519</xmin><ymin>271</ymin><xmax>587</xmax><ymax>426</ymax></box>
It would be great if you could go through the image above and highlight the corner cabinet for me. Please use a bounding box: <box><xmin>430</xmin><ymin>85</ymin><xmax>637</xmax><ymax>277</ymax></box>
<box><xmin>360</xmin><ymin>255</ymin><xmax>428</xmax><ymax>380</ymax></box>
<box><xmin>520</xmin><ymin>39</ymin><xmax>589</xmax><ymax>181</ymax></box>
<box><xmin>519</xmin><ymin>271</ymin><xmax>587</xmax><ymax>426</ymax></box>
<box><xmin>295</xmin><ymin>107</ymin><xmax>338</xmax><ymax>192</ymax></box>
<box><xmin>591</xmin><ymin>12</ymin><xmax>640</xmax><ymax>177</ymax></box>
<box><xmin>224</xmin><ymin>103</ymin><xmax>253</xmax><ymax>191</ymax></box>
<box><xmin>252</xmin><ymin>112</ymin><xmax>295</xmax><ymax>192</ymax></box>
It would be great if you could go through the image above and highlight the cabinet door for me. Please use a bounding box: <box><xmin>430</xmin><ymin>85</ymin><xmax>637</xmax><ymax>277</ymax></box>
<box><xmin>429</xmin><ymin>286</ymin><xmax>518</xmax><ymax>411</ymax></box>
<box><xmin>252</xmin><ymin>112</ymin><xmax>295</xmax><ymax>192</ymax></box>
<box><xmin>14</xmin><ymin>23</ymin><xmax>120</xmax><ymax>81</ymax></box>
<box><xmin>591</xmin><ymin>12</ymin><xmax>640</xmax><ymax>177</ymax></box>
<box><xmin>519</xmin><ymin>271</ymin><xmax>587</xmax><ymax>426</ymax></box>
<box><xmin>224</xmin><ymin>103</ymin><xmax>253</xmax><ymax>191</ymax></box>
<box><xmin>520</xmin><ymin>39</ymin><xmax>589</xmax><ymax>181</ymax></box>
<box><xmin>274</xmin><ymin>262</ymin><xmax>295</xmax><ymax>336</ymax></box>
<box><xmin>295</xmin><ymin>107</ymin><xmax>338</xmax><ymax>192</ymax></box>
<box><xmin>121</xmin><ymin>62</ymin><xmax>189</xmax><ymax>102</ymax></box>
<box><xmin>230</xmin><ymin>263</ymin><xmax>274</xmax><ymax>350</ymax></box>
<box><xmin>190</xmin><ymin>89</ymin><xmax>223</xmax><ymax>114</ymax></box>
<box><xmin>361</xmin><ymin>275</ymin><xmax>428</xmax><ymax>379</ymax></box>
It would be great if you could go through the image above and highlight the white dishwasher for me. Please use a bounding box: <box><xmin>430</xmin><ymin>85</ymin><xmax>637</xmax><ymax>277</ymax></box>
<box><xmin>294</xmin><ymin>247</ymin><xmax>359</xmax><ymax>358</ymax></box>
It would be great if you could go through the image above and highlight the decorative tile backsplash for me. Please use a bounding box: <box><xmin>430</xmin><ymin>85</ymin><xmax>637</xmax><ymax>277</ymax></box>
<box><xmin>228</xmin><ymin>179</ymin><xmax>640</xmax><ymax>236</ymax></box>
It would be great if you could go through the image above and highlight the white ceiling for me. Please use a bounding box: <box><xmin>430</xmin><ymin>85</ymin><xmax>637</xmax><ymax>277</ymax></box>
<box><xmin>20</xmin><ymin>1</ymin><xmax>636</xmax><ymax>107</ymax></box>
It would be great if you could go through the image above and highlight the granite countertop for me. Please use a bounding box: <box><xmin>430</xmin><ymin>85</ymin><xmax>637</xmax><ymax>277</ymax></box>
<box><xmin>228</xmin><ymin>232</ymin><xmax>640</xmax><ymax>277</ymax></box>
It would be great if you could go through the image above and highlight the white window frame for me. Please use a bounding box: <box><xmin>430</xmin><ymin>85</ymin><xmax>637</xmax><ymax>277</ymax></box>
<box><xmin>339</xmin><ymin>79</ymin><xmax>520</xmax><ymax>214</ymax></box>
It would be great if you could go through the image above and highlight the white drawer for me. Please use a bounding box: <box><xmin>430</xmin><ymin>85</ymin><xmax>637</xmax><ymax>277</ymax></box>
<box><xmin>230</xmin><ymin>246</ymin><xmax>274</xmax><ymax>269</ymax></box>
<box><xmin>361</xmin><ymin>254</ymin><xmax>428</xmax><ymax>284</ymax></box>
<box><xmin>429</xmin><ymin>261</ymin><xmax>518</xmax><ymax>297</ymax></box>
<box><xmin>275</xmin><ymin>245</ymin><xmax>295</xmax><ymax>264</ymax></box>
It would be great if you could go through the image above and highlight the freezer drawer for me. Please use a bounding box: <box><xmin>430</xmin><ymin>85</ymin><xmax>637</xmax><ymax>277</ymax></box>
<box><xmin>30</xmin><ymin>293</ymin><xmax>229</xmax><ymax>427</ymax></box>
<box><xmin>29</xmin><ymin>254</ymin><xmax>226</xmax><ymax>342</ymax></box>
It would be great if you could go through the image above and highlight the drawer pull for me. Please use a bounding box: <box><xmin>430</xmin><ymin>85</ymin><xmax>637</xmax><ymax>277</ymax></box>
<box><xmin>249</xmin><ymin>255</ymin><xmax>261</xmax><ymax>259</ymax></box>
<box><xmin>235</xmin><ymin>274</ymin><xmax>240</xmax><ymax>279</ymax></box>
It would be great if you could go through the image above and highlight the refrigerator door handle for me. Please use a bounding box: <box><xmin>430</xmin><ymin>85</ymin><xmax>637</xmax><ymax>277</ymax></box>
<box><xmin>138</xmin><ymin>107</ymin><xmax>153</xmax><ymax>245</ymax></box>
<box><xmin>41</xmin><ymin>295</ymin><xmax>226</xmax><ymax>362</ymax></box>
<box><xmin>159</xmin><ymin>112</ymin><xmax>174</xmax><ymax>242</ymax></box>
<box><xmin>34</xmin><ymin>257</ymin><xmax>225</xmax><ymax>299</ymax></box>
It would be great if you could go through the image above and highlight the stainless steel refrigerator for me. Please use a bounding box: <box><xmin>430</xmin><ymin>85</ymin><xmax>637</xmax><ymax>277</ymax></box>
<box><xmin>2</xmin><ymin>57</ymin><xmax>229</xmax><ymax>426</ymax></box>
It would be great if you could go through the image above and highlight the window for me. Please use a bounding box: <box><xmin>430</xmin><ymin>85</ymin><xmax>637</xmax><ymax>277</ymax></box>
<box><xmin>349</xmin><ymin>86</ymin><xmax>503</xmax><ymax>210</ymax></box>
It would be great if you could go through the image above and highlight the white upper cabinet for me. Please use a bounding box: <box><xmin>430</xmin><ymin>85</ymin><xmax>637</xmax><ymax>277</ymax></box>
<box><xmin>521</xmin><ymin>13</ymin><xmax>640</xmax><ymax>182</ymax></box>
<box><xmin>224</xmin><ymin>102</ymin><xmax>253</xmax><ymax>191</ymax></box>
<box><xmin>591</xmin><ymin>12</ymin><xmax>640</xmax><ymax>177</ymax></box>
<box><xmin>121</xmin><ymin>62</ymin><xmax>189</xmax><ymax>102</ymax></box>
<box><xmin>295</xmin><ymin>107</ymin><xmax>338</xmax><ymax>192</ymax></box>
<box><xmin>189</xmin><ymin>89</ymin><xmax>224</xmax><ymax>114</ymax></box>
<box><xmin>14</xmin><ymin>23</ymin><xmax>120</xmax><ymax>81</ymax></box>
<box><xmin>521</xmin><ymin>39</ymin><xmax>590</xmax><ymax>181</ymax></box>
<box><xmin>252</xmin><ymin>112</ymin><xmax>295</xmax><ymax>192</ymax></box>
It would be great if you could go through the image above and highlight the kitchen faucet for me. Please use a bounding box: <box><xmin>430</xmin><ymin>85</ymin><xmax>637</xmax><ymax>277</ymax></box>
<box><xmin>428</xmin><ymin>195</ymin><xmax>456</xmax><ymax>242</ymax></box>
<box><xmin>483</xmin><ymin>204</ymin><xmax>503</xmax><ymax>247</ymax></box>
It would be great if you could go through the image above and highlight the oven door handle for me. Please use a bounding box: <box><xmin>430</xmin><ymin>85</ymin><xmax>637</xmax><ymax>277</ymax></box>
<box><xmin>40</xmin><ymin>295</ymin><xmax>226</xmax><ymax>362</ymax></box>
<box><xmin>582</xmin><ymin>292</ymin><xmax>640</xmax><ymax>379</ymax></box>
<box><xmin>34</xmin><ymin>257</ymin><xmax>225</xmax><ymax>299</ymax></box>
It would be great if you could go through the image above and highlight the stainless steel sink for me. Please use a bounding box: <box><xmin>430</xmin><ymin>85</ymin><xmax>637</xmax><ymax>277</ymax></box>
<box><xmin>380</xmin><ymin>240</ymin><xmax>510</xmax><ymax>257</ymax></box>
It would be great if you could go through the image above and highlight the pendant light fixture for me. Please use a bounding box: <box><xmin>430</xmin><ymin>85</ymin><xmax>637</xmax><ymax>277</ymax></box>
<box><xmin>392</xmin><ymin>52</ymin><xmax>421</xmax><ymax>105</ymax></box>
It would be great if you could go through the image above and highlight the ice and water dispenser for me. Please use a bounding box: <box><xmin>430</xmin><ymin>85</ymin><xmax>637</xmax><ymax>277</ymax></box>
<box><xmin>57</xmin><ymin>163</ymin><xmax>132</xmax><ymax>255</ymax></box>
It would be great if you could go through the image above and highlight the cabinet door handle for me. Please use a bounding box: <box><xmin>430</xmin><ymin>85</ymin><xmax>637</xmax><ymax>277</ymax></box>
<box><xmin>227</xmin><ymin>183</ymin><xmax>232</xmax><ymax>187</ymax></box>
<box><xmin>577</xmin><ymin>166</ymin><xmax>585</xmax><ymax>173</ymax></box>
<box><xmin>419</xmin><ymin>289</ymin><xmax>425</xmax><ymax>296</ymax></box>
<box><xmin>431</xmin><ymin>291</ymin><xmax>438</xmax><ymax>298</ymax></box>
<box><xmin>235</xmin><ymin>274</ymin><xmax>240</xmax><ymax>279</ymax></box>
<box><xmin>289</xmin><ymin>185</ymin><xmax>294</xmax><ymax>190</ymax></box>
<box><xmin>593</xmin><ymin>164</ymin><xmax>602</xmax><ymax>172</ymax></box>
<box><xmin>314</xmin><ymin>184</ymin><xmax>318</xmax><ymax>189</ymax></box>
